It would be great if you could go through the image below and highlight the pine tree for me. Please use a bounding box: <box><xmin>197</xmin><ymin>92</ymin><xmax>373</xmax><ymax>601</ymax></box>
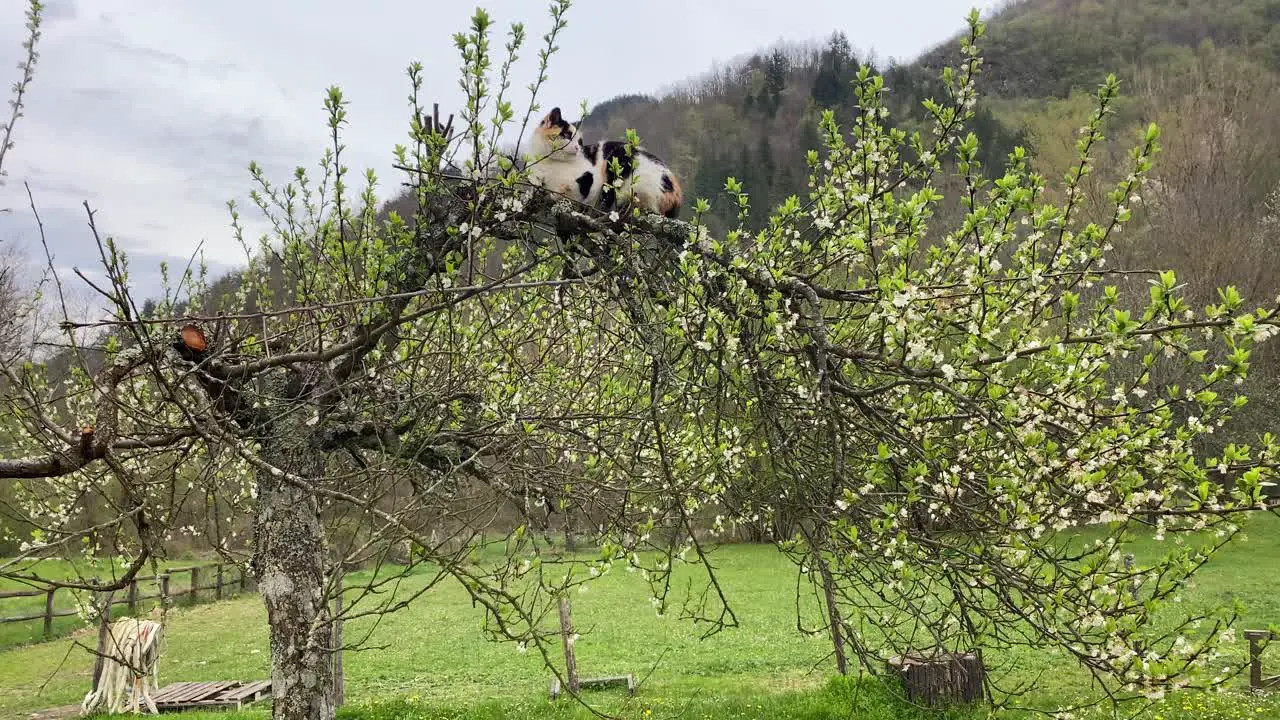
<box><xmin>758</xmin><ymin>137</ymin><xmax>776</xmax><ymax>184</ymax></box>
<box><xmin>755</xmin><ymin>137</ymin><xmax>777</xmax><ymax>216</ymax></box>
<box><xmin>811</xmin><ymin>31</ymin><xmax>854</xmax><ymax>108</ymax></box>
<box><xmin>693</xmin><ymin>149</ymin><xmax>730</xmax><ymax>208</ymax></box>
<box><xmin>762</xmin><ymin>49</ymin><xmax>788</xmax><ymax>117</ymax></box>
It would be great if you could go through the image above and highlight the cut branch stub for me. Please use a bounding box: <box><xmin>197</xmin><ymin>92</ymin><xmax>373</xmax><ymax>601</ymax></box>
<box><xmin>424</xmin><ymin>103</ymin><xmax>455</xmax><ymax>142</ymax></box>
<box><xmin>174</xmin><ymin>323</ymin><xmax>213</xmax><ymax>366</ymax></box>
<box><xmin>78</xmin><ymin>427</ymin><xmax>95</xmax><ymax>461</ymax></box>
<box><xmin>179</xmin><ymin>324</ymin><xmax>209</xmax><ymax>353</ymax></box>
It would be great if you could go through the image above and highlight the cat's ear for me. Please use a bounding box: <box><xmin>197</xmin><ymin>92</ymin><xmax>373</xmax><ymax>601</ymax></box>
<box><xmin>548</xmin><ymin>107</ymin><xmax>563</xmax><ymax>124</ymax></box>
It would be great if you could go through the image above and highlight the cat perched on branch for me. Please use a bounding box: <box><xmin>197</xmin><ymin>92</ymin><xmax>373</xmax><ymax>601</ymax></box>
<box><xmin>518</xmin><ymin>107</ymin><xmax>683</xmax><ymax>219</ymax></box>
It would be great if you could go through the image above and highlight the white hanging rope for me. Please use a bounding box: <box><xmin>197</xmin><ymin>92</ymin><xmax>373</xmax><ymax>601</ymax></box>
<box><xmin>81</xmin><ymin>618</ymin><xmax>165</xmax><ymax>715</ymax></box>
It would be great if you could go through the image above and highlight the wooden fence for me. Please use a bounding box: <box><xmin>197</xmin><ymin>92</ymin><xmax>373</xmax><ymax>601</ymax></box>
<box><xmin>0</xmin><ymin>563</ymin><xmax>254</xmax><ymax>641</ymax></box>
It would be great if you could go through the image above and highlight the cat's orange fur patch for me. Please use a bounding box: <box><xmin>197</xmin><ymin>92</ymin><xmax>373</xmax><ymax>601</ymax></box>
<box><xmin>659</xmin><ymin>173</ymin><xmax>684</xmax><ymax>216</ymax></box>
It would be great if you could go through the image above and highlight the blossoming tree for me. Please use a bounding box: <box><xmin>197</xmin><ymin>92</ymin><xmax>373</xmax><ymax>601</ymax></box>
<box><xmin>620</xmin><ymin>12</ymin><xmax>1280</xmax><ymax>711</ymax></box>
<box><xmin>3</xmin><ymin>3</ymin><xmax>1279</xmax><ymax>719</ymax></box>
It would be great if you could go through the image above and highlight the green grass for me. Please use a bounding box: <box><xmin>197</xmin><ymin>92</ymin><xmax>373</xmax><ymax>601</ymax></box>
<box><xmin>68</xmin><ymin>678</ymin><xmax>1280</xmax><ymax>720</ymax></box>
<box><xmin>155</xmin><ymin>677</ymin><xmax>990</xmax><ymax>720</ymax></box>
<box><xmin>3</xmin><ymin>515</ymin><xmax>1279</xmax><ymax>719</ymax></box>
<box><xmin>0</xmin><ymin>556</ymin><xmax>245</xmax><ymax>650</ymax></box>
<box><xmin>128</xmin><ymin>684</ymin><xmax>1280</xmax><ymax>720</ymax></box>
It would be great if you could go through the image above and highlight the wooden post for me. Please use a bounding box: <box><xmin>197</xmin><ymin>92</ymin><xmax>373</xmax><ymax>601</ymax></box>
<box><xmin>1252</xmin><ymin>632</ymin><xmax>1265</xmax><ymax>690</ymax></box>
<box><xmin>127</xmin><ymin>580</ymin><xmax>138</xmax><ymax>615</ymax></box>
<box><xmin>189</xmin><ymin>567</ymin><xmax>200</xmax><ymax>604</ymax></box>
<box><xmin>564</xmin><ymin>519</ymin><xmax>577</xmax><ymax>553</ymax></box>
<box><xmin>1245</xmin><ymin>630</ymin><xmax>1277</xmax><ymax>691</ymax></box>
<box><xmin>90</xmin><ymin>591</ymin><xmax>115</xmax><ymax>694</ymax></box>
<box><xmin>159</xmin><ymin>574</ymin><xmax>170</xmax><ymax>610</ymax></box>
<box><xmin>43</xmin><ymin>588</ymin><xmax>55</xmax><ymax>640</ymax></box>
<box><xmin>239</xmin><ymin>565</ymin><xmax>248</xmax><ymax>593</ymax></box>
<box><xmin>332</xmin><ymin>573</ymin><xmax>345</xmax><ymax>708</ymax></box>
<box><xmin>215</xmin><ymin>565</ymin><xmax>224</xmax><ymax>601</ymax></box>
<box><xmin>1123</xmin><ymin>554</ymin><xmax>1144</xmax><ymax>656</ymax></box>
<box><xmin>1123</xmin><ymin>554</ymin><xmax>1141</xmax><ymax>601</ymax></box>
<box><xmin>558</xmin><ymin>594</ymin><xmax>579</xmax><ymax>695</ymax></box>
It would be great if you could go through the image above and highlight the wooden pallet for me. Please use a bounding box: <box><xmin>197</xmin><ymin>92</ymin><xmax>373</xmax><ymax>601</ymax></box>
<box><xmin>150</xmin><ymin>680</ymin><xmax>272</xmax><ymax>711</ymax></box>
<box><xmin>549</xmin><ymin>674</ymin><xmax>635</xmax><ymax>699</ymax></box>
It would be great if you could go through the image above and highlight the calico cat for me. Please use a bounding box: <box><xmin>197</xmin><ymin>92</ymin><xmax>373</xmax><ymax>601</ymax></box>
<box><xmin>522</xmin><ymin>107</ymin><xmax>683</xmax><ymax>219</ymax></box>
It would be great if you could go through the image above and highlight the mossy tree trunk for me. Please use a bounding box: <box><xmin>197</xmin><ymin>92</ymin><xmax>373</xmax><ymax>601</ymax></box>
<box><xmin>255</xmin><ymin>469</ymin><xmax>334</xmax><ymax>719</ymax></box>
<box><xmin>250</xmin><ymin>373</ymin><xmax>335</xmax><ymax>720</ymax></box>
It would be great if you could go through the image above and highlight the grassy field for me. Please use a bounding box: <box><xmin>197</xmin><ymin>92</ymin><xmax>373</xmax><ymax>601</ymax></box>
<box><xmin>0</xmin><ymin>556</ymin><xmax>245</xmax><ymax>650</ymax></box>
<box><xmin>2</xmin><ymin>515</ymin><xmax>1279</xmax><ymax>719</ymax></box>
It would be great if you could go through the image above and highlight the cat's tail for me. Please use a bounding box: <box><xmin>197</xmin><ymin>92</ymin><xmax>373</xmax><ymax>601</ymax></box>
<box><xmin>658</xmin><ymin>171</ymin><xmax>683</xmax><ymax>219</ymax></box>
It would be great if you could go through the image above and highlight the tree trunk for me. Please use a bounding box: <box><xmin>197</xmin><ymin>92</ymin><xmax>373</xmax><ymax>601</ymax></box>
<box><xmin>254</xmin><ymin>415</ymin><xmax>335</xmax><ymax>720</ymax></box>
<box><xmin>816</xmin><ymin>553</ymin><xmax>849</xmax><ymax>675</ymax></box>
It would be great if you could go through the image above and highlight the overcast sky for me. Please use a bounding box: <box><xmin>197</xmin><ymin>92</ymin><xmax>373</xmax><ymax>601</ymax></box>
<box><xmin>0</xmin><ymin>0</ymin><xmax>1002</xmax><ymax>304</ymax></box>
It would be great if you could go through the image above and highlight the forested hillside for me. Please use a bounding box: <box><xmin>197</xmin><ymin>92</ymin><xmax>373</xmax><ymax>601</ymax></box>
<box><xmin>917</xmin><ymin>0</ymin><xmax>1280</xmax><ymax>98</ymax></box>
<box><xmin>576</xmin><ymin>34</ymin><xmax>1025</xmax><ymax>236</ymax></box>
<box><xmin>576</xmin><ymin>0</ymin><xmax>1280</xmax><ymax>235</ymax></box>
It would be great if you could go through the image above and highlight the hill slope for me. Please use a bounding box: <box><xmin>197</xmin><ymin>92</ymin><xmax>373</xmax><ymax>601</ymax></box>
<box><xmin>572</xmin><ymin>0</ymin><xmax>1280</xmax><ymax>232</ymax></box>
<box><xmin>917</xmin><ymin>0</ymin><xmax>1280</xmax><ymax>99</ymax></box>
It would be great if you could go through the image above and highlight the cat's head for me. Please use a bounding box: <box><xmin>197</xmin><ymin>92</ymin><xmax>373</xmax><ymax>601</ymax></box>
<box><xmin>528</xmin><ymin>106</ymin><xmax>584</xmax><ymax>159</ymax></box>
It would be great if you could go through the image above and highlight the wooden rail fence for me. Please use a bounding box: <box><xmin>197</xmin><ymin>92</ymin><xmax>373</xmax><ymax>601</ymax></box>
<box><xmin>0</xmin><ymin>563</ymin><xmax>254</xmax><ymax>642</ymax></box>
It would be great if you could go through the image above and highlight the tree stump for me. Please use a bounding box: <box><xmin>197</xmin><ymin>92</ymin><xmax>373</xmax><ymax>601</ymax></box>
<box><xmin>887</xmin><ymin>650</ymin><xmax>985</xmax><ymax>707</ymax></box>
